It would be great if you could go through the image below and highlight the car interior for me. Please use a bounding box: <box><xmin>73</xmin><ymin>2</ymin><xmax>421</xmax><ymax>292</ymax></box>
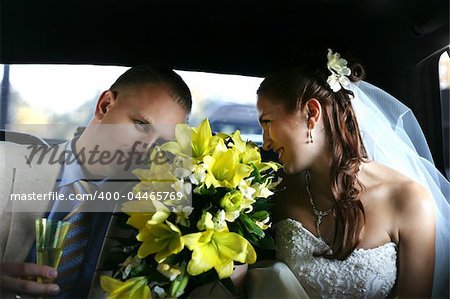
<box><xmin>1</xmin><ymin>0</ymin><xmax>448</xmax><ymax>176</ymax></box>
<box><xmin>1</xmin><ymin>1</ymin><xmax>449</xmax><ymax>298</ymax></box>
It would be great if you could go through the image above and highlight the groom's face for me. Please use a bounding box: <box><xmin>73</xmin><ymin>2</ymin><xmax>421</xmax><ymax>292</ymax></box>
<box><xmin>91</xmin><ymin>83</ymin><xmax>187</xmax><ymax>175</ymax></box>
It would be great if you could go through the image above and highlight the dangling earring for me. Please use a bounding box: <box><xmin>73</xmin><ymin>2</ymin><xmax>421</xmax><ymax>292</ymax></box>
<box><xmin>308</xmin><ymin>125</ymin><xmax>313</xmax><ymax>144</ymax></box>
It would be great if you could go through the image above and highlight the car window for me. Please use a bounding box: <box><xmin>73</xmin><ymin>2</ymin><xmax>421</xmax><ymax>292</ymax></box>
<box><xmin>439</xmin><ymin>49</ymin><xmax>449</xmax><ymax>178</ymax></box>
<box><xmin>0</xmin><ymin>65</ymin><xmax>263</xmax><ymax>143</ymax></box>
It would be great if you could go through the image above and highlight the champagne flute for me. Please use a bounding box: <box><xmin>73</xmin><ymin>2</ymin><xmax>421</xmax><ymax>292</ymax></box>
<box><xmin>35</xmin><ymin>218</ymin><xmax>71</xmax><ymax>284</ymax></box>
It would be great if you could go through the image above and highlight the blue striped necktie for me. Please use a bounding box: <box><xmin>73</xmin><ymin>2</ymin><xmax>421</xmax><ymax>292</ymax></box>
<box><xmin>56</xmin><ymin>180</ymin><xmax>95</xmax><ymax>292</ymax></box>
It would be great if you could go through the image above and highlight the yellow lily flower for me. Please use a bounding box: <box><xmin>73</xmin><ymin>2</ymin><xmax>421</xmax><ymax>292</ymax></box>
<box><xmin>224</xmin><ymin>131</ymin><xmax>280</xmax><ymax>172</ymax></box>
<box><xmin>196</xmin><ymin>211</ymin><xmax>214</xmax><ymax>230</ymax></box>
<box><xmin>220</xmin><ymin>190</ymin><xmax>244</xmax><ymax>212</ymax></box>
<box><xmin>229</xmin><ymin>130</ymin><xmax>247</xmax><ymax>153</ymax></box>
<box><xmin>192</xmin><ymin>119</ymin><xmax>214</xmax><ymax>159</ymax></box>
<box><xmin>122</xmin><ymin>200</ymin><xmax>170</xmax><ymax>230</ymax></box>
<box><xmin>203</xmin><ymin>141</ymin><xmax>253</xmax><ymax>189</ymax></box>
<box><xmin>161</xmin><ymin>119</ymin><xmax>219</xmax><ymax>161</ymax></box>
<box><xmin>241</xmin><ymin>146</ymin><xmax>261</xmax><ymax>165</ymax></box>
<box><xmin>161</xmin><ymin>123</ymin><xmax>193</xmax><ymax>157</ymax></box>
<box><xmin>228</xmin><ymin>131</ymin><xmax>262</xmax><ymax>166</ymax></box>
<box><xmin>132</xmin><ymin>162</ymin><xmax>176</xmax><ymax>182</ymax></box>
<box><xmin>126</xmin><ymin>210</ymin><xmax>170</xmax><ymax>230</ymax></box>
<box><xmin>197</xmin><ymin>211</ymin><xmax>229</xmax><ymax>231</ymax></box>
<box><xmin>136</xmin><ymin>221</ymin><xmax>184</xmax><ymax>262</ymax></box>
<box><xmin>255</xmin><ymin>161</ymin><xmax>282</xmax><ymax>172</ymax></box>
<box><xmin>220</xmin><ymin>191</ymin><xmax>249</xmax><ymax>221</ymax></box>
<box><xmin>183</xmin><ymin>229</ymin><xmax>256</xmax><ymax>279</ymax></box>
<box><xmin>100</xmin><ymin>276</ymin><xmax>150</xmax><ymax>299</ymax></box>
<box><xmin>131</xmin><ymin>163</ymin><xmax>178</xmax><ymax>202</ymax></box>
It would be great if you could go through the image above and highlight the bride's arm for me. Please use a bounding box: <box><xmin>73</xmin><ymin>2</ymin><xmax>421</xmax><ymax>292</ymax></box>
<box><xmin>394</xmin><ymin>182</ymin><xmax>435</xmax><ymax>298</ymax></box>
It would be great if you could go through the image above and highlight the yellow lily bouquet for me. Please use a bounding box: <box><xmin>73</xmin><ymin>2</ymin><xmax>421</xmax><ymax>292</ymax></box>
<box><xmin>100</xmin><ymin>119</ymin><xmax>281</xmax><ymax>298</ymax></box>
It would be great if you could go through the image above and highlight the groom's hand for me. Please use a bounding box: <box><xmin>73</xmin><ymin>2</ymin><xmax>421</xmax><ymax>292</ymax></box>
<box><xmin>0</xmin><ymin>263</ymin><xmax>60</xmax><ymax>297</ymax></box>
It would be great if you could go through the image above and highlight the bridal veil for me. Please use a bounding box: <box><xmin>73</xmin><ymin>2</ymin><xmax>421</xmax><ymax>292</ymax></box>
<box><xmin>349</xmin><ymin>81</ymin><xmax>450</xmax><ymax>298</ymax></box>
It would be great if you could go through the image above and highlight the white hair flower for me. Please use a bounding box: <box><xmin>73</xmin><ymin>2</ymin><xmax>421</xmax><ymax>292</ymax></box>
<box><xmin>326</xmin><ymin>49</ymin><xmax>351</xmax><ymax>92</ymax></box>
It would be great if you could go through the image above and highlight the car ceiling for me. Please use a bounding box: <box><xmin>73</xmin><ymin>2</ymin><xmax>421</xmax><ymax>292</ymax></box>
<box><xmin>1</xmin><ymin>0</ymin><xmax>448</xmax><ymax>77</ymax></box>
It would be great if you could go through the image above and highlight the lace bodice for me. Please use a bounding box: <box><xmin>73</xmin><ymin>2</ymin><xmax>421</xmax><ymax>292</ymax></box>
<box><xmin>276</xmin><ymin>218</ymin><xmax>397</xmax><ymax>298</ymax></box>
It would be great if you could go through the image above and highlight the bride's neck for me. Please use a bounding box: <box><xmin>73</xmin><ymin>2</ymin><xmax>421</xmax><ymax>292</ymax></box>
<box><xmin>306</xmin><ymin>163</ymin><xmax>335</xmax><ymax>208</ymax></box>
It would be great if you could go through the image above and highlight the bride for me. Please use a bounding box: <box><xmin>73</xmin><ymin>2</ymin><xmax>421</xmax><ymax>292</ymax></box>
<box><xmin>252</xmin><ymin>49</ymin><xmax>450</xmax><ymax>298</ymax></box>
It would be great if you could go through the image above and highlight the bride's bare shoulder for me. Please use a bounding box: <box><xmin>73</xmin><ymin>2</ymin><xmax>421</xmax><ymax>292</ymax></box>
<box><xmin>361</xmin><ymin>161</ymin><xmax>434</xmax><ymax>217</ymax></box>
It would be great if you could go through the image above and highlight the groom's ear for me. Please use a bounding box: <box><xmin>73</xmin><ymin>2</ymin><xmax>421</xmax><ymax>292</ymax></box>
<box><xmin>305</xmin><ymin>98</ymin><xmax>322</xmax><ymax>127</ymax></box>
<box><xmin>95</xmin><ymin>90</ymin><xmax>117</xmax><ymax>121</ymax></box>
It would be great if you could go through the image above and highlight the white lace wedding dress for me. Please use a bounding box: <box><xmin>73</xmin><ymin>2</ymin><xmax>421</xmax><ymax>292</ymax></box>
<box><xmin>276</xmin><ymin>218</ymin><xmax>398</xmax><ymax>298</ymax></box>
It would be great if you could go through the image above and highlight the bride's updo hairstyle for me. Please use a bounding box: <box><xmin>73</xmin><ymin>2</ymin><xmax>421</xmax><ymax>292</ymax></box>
<box><xmin>257</xmin><ymin>53</ymin><xmax>368</xmax><ymax>260</ymax></box>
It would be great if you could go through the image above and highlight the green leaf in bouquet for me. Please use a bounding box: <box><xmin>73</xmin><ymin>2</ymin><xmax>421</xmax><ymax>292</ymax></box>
<box><xmin>249</xmin><ymin>231</ymin><xmax>276</xmax><ymax>251</ymax></box>
<box><xmin>239</xmin><ymin>213</ymin><xmax>265</xmax><ymax>238</ymax></box>
<box><xmin>227</xmin><ymin>219</ymin><xmax>245</xmax><ymax>236</ymax></box>
<box><xmin>246</xmin><ymin>233</ymin><xmax>259</xmax><ymax>244</ymax></box>
<box><xmin>252</xmin><ymin>198</ymin><xmax>274</xmax><ymax>212</ymax></box>
<box><xmin>129</xmin><ymin>263</ymin><xmax>146</xmax><ymax>277</ymax></box>
<box><xmin>250</xmin><ymin>165</ymin><xmax>262</xmax><ymax>183</ymax></box>
<box><xmin>198</xmin><ymin>184</ymin><xmax>217</xmax><ymax>196</ymax></box>
<box><xmin>199</xmin><ymin>189</ymin><xmax>227</xmax><ymax>210</ymax></box>
<box><xmin>169</xmin><ymin>270</ymin><xmax>190</xmax><ymax>297</ymax></box>
<box><xmin>250</xmin><ymin>210</ymin><xmax>270</xmax><ymax>222</ymax></box>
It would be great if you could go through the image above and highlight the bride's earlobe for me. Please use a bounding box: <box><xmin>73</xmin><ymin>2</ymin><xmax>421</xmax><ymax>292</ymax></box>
<box><xmin>305</xmin><ymin>98</ymin><xmax>322</xmax><ymax>125</ymax></box>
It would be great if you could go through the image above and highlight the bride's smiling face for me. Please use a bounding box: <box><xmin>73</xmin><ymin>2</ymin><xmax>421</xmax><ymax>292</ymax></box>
<box><xmin>257</xmin><ymin>96</ymin><xmax>313</xmax><ymax>174</ymax></box>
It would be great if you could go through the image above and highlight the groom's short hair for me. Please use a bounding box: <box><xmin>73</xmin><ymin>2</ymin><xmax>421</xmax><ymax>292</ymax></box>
<box><xmin>110</xmin><ymin>65</ymin><xmax>192</xmax><ymax>113</ymax></box>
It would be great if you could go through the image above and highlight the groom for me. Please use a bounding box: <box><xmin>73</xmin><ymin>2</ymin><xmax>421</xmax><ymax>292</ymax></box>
<box><xmin>0</xmin><ymin>65</ymin><xmax>192</xmax><ymax>298</ymax></box>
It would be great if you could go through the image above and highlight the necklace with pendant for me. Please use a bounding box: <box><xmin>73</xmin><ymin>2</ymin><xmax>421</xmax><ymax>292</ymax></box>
<box><xmin>305</xmin><ymin>171</ymin><xmax>333</xmax><ymax>240</ymax></box>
